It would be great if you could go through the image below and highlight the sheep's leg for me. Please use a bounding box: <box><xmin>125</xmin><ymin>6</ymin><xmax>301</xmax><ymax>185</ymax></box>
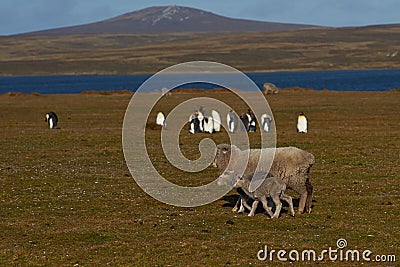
<box><xmin>270</xmin><ymin>195</ymin><xmax>282</xmax><ymax>219</ymax></box>
<box><xmin>305</xmin><ymin>178</ymin><xmax>313</xmax><ymax>213</ymax></box>
<box><xmin>248</xmin><ymin>199</ymin><xmax>259</xmax><ymax>216</ymax></box>
<box><xmin>238</xmin><ymin>198</ymin><xmax>245</xmax><ymax>213</ymax></box>
<box><xmin>238</xmin><ymin>197</ymin><xmax>253</xmax><ymax>213</ymax></box>
<box><xmin>233</xmin><ymin>189</ymin><xmax>252</xmax><ymax>213</ymax></box>
<box><xmin>260</xmin><ymin>196</ymin><xmax>274</xmax><ymax>218</ymax></box>
<box><xmin>297</xmin><ymin>191</ymin><xmax>308</xmax><ymax>214</ymax></box>
<box><xmin>280</xmin><ymin>193</ymin><xmax>295</xmax><ymax>217</ymax></box>
<box><xmin>238</xmin><ymin>192</ymin><xmax>253</xmax><ymax>212</ymax></box>
<box><xmin>232</xmin><ymin>196</ymin><xmax>241</xmax><ymax>212</ymax></box>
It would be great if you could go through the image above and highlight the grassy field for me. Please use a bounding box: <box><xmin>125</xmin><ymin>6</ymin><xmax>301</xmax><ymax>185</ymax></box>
<box><xmin>0</xmin><ymin>89</ymin><xmax>399</xmax><ymax>266</ymax></box>
<box><xmin>1</xmin><ymin>24</ymin><xmax>400</xmax><ymax>75</ymax></box>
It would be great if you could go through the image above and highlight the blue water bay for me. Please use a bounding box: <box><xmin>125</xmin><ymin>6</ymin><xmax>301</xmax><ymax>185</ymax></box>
<box><xmin>0</xmin><ymin>69</ymin><xmax>399</xmax><ymax>94</ymax></box>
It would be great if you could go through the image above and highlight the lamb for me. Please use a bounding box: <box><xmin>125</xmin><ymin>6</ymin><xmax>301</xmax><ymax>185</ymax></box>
<box><xmin>218</xmin><ymin>170</ymin><xmax>295</xmax><ymax>218</ymax></box>
<box><xmin>213</xmin><ymin>144</ymin><xmax>315</xmax><ymax>214</ymax></box>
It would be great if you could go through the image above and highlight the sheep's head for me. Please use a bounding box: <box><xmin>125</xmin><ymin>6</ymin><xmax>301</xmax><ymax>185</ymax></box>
<box><xmin>217</xmin><ymin>170</ymin><xmax>240</xmax><ymax>187</ymax></box>
<box><xmin>212</xmin><ymin>144</ymin><xmax>231</xmax><ymax>169</ymax></box>
<box><xmin>233</xmin><ymin>177</ymin><xmax>245</xmax><ymax>188</ymax></box>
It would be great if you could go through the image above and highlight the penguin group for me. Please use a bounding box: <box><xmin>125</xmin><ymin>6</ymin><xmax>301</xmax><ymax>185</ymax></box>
<box><xmin>153</xmin><ymin>109</ymin><xmax>307</xmax><ymax>134</ymax></box>
<box><xmin>189</xmin><ymin>108</ymin><xmax>274</xmax><ymax>134</ymax></box>
<box><xmin>239</xmin><ymin>109</ymin><xmax>257</xmax><ymax>132</ymax></box>
<box><xmin>189</xmin><ymin>107</ymin><xmax>221</xmax><ymax>134</ymax></box>
<box><xmin>44</xmin><ymin>112</ymin><xmax>59</xmax><ymax>129</ymax></box>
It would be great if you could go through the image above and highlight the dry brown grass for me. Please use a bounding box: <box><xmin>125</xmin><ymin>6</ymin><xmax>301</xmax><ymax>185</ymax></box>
<box><xmin>80</xmin><ymin>90</ymin><xmax>133</xmax><ymax>95</ymax></box>
<box><xmin>0</xmin><ymin>25</ymin><xmax>399</xmax><ymax>75</ymax></box>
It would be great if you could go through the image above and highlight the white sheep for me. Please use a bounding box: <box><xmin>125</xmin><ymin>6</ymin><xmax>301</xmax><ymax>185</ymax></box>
<box><xmin>218</xmin><ymin>170</ymin><xmax>295</xmax><ymax>218</ymax></box>
<box><xmin>213</xmin><ymin>144</ymin><xmax>315</xmax><ymax>214</ymax></box>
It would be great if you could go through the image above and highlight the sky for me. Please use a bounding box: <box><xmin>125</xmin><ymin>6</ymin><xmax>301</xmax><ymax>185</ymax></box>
<box><xmin>0</xmin><ymin>0</ymin><xmax>399</xmax><ymax>35</ymax></box>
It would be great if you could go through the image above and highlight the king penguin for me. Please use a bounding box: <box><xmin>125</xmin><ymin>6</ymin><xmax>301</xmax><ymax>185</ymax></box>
<box><xmin>44</xmin><ymin>112</ymin><xmax>58</xmax><ymax>129</ymax></box>
<box><xmin>247</xmin><ymin>109</ymin><xmax>257</xmax><ymax>132</ymax></box>
<box><xmin>240</xmin><ymin>113</ymin><xmax>249</xmax><ymax>132</ymax></box>
<box><xmin>261</xmin><ymin>114</ymin><xmax>272</xmax><ymax>132</ymax></box>
<box><xmin>203</xmin><ymin>116</ymin><xmax>214</xmax><ymax>134</ymax></box>
<box><xmin>156</xmin><ymin>112</ymin><xmax>166</xmax><ymax>128</ymax></box>
<box><xmin>211</xmin><ymin>110</ymin><xmax>221</xmax><ymax>132</ymax></box>
<box><xmin>297</xmin><ymin>112</ymin><xmax>308</xmax><ymax>133</ymax></box>
<box><xmin>226</xmin><ymin>110</ymin><xmax>238</xmax><ymax>133</ymax></box>
<box><xmin>197</xmin><ymin>111</ymin><xmax>205</xmax><ymax>132</ymax></box>
<box><xmin>189</xmin><ymin>115</ymin><xmax>201</xmax><ymax>134</ymax></box>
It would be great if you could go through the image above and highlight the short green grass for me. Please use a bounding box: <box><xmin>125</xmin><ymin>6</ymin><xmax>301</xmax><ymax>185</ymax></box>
<box><xmin>0</xmin><ymin>90</ymin><xmax>399</xmax><ymax>266</ymax></box>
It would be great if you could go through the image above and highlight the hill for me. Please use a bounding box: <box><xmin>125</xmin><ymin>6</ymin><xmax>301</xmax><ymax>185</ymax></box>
<box><xmin>0</xmin><ymin>23</ymin><xmax>399</xmax><ymax>75</ymax></box>
<box><xmin>25</xmin><ymin>5</ymin><xmax>318</xmax><ymax>35</ymax></box>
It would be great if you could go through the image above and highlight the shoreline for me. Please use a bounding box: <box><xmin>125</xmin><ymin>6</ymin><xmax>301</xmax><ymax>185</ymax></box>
<box><xmin>1</xmin><ymin>67</ymin><xmax>400</xmax><ymax>77</ymax></box>
<box><xmin>1</xmin><ymin>88</ymin><xmax>399</xmax><ymax>97</ymax></box>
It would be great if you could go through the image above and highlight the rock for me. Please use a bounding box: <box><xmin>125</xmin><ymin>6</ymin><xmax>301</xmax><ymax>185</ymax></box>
<box><xmin>263</xmin><ymin>83</ymin><xmax>279</xmax><ymax>95</ymax></box>
<box><xmin>225</xmin><ymin>219</ymin><xmax>234</xmax><ymax>225</ymax></box>
<box><xmin>387</xmin><ymin>51</ymin><xmax>399</xmax><ymax>57</ymax></box>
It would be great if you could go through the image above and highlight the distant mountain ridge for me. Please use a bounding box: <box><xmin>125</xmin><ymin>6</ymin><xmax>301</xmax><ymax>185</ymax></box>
<box><xmin>26</xmin><ymin>5</ymin><xmax>320</xmax><ymax>35</ymax></box>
